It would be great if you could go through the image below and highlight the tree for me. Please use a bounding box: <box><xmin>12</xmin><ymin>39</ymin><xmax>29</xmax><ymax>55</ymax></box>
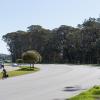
<box><xmin>3</xmin><ymin>16</ymin><xmax>100</xmax><ymax>64</ymax></box>
<box><xmin>22</xmin><ymin>50</ymin><xmax>42</xmax><ymax>69</ymax></box>
<box><xmin>2</xmin><ymin>31</ymin><xmax>27</xmax><ymax>62</ymax></box>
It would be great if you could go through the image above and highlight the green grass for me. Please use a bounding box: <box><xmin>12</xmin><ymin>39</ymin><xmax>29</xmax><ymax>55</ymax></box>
<box><xmin>69</xmin><ymin>86</ymin><xmax>100</xmax><ymax>100</ymax></box>
<box><xmin>0</xmin><ymin>66</ymin><xmax>39</xmax><ymax>79</ymax></box>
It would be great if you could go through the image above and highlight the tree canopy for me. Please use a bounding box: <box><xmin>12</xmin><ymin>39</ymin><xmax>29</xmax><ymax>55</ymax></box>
<box><xmin>3</xmin><ymin>17</ymin><xmax>100</xmax><ymax>64</ymax></box>
<box><xmin>22</xmin><ymin>50</ymin><xmax>42</xmax><ymax>67</ymax></box>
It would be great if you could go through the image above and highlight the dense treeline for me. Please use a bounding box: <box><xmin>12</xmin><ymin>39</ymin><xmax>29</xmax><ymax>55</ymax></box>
<box><xmin>3</xmin><ymin>17</ymin><xmax>100</xmax><ymax>64</ymax></box>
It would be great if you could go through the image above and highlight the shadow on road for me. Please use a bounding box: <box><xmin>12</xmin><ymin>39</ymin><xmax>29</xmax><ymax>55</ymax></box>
<box><xmin>53</xmin><ymin>98</ymin><xmax>66</xmax><ymax>100</ymax></box>
<box><xmin>63</xmin><ymin>85</ymin><xmax>87</xmax><ymax>92</ymax></box>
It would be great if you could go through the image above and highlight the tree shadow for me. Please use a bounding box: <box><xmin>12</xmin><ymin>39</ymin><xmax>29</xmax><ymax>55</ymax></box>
<box><xmin>53</xmin><ymin>86</ymin><xmax>87</xmax><ymax>100</ymax></box>
<box><xmin>17</xmin><ymin>67</ymin><xmax>34</xmax><ymax>71</ymax></box>
<box><xmin>63</xmin><ymin>86</ymin><xmax>82</xmax><ymax>92</ymax></box>
<box><xmin>53</xmin><ymin>99</ymin><xmax>68</xmax><ymax>100</ymax></box>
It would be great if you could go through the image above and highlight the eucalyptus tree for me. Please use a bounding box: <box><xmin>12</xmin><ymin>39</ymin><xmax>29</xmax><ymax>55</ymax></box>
<box><xmin>3</xmin><ymin>17</ymin><xmax>100</xmax><ymax>64</ymax></box>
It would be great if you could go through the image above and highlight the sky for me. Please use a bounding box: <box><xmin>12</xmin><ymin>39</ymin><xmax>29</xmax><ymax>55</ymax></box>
<box><xmin>0</xmin><ymin>0</ymin><xmax>100</xmax><ymax>54</ymax></box>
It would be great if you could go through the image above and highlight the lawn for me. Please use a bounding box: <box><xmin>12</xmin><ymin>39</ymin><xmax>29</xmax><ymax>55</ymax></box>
<box><xmin>0</xmin><ymin>66</ymin><xmax>39</xmax><ymax>79</ymax></box>
<box><xmin>69</xmin><ymin>86</ymin><xmax>100</xmax><ymax>100</ymax></box>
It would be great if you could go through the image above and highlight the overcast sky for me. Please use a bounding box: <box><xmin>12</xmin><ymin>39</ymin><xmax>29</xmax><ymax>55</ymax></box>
<box><xmin>0</xmin><ymin>0</ymin><xmax>100</xmax><ymax>54</ymax></box>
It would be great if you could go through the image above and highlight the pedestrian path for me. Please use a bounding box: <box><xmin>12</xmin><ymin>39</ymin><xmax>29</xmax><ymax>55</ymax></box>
<box><xmin>0</xmin><ymin>64</ymin><xmax>19</xmax><ymax>72</ymax></box>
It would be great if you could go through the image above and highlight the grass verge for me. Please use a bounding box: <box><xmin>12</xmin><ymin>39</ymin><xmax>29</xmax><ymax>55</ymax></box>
<box><xmin>69</xmin><ymin>86</ymin><xmax>100</xmax><ymax>100</ymax></box>
<box><xmin>0</xmin><ymin>66</ymin><xmax>39</xmax><ymax>79</ymax></box>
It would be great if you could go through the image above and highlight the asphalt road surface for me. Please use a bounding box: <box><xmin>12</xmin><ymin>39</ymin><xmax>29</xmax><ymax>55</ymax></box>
<box><xmin>0</xmin><ymin>64</ymin><xmax>100</xmax><ymax>100</ymax></box>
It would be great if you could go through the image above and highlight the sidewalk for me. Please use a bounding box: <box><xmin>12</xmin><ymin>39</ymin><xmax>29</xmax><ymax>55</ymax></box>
<box><xmin>0</xmin><ymin>65</ymin><xmax>19</xmax><ymax>72</ymax></box>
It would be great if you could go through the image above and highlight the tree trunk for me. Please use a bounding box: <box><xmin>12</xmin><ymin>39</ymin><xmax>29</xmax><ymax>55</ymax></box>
<box><xmin>30</xmin><ymin>64</ymin><xmax>31</xmax><ymax>69</ymax></box>
<box><xmin>32</xmin><ymin>63</ymin><xmax>34</xmax><ymax>70</ymax></box>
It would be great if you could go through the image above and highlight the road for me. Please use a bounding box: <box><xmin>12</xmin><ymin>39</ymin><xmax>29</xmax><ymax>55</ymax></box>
<box><xmin>0</xmin><ymin>64</ymin><xmax>100</xmax><ymax>100</ymax></box>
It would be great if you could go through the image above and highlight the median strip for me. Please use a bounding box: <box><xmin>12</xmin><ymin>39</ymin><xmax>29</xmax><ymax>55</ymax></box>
<box><xmin>0</xmin><ymin>66</ymin><xmax>39</xmax><ymax>79</ymax></box>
